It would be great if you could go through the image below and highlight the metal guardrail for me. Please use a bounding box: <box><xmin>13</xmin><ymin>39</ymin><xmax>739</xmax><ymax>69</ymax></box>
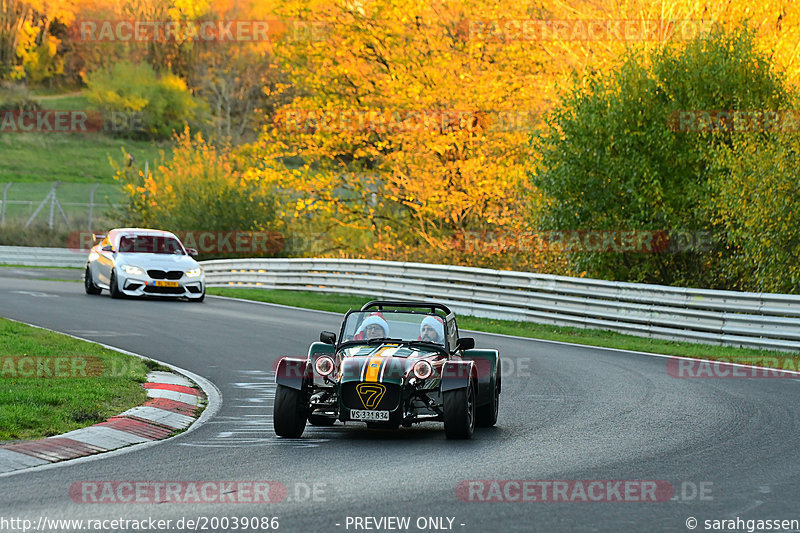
<box><xmin>0</xmin><ymin>246</ymin><xmax>86</xmax><ymax>267</ymax></box>
<box><xmin>1</xmin><ymin>248</ymin><xmax>797</xmax><ymax>351</ymax></box>
<box><xmin>200</xmin><ymin>258</ymin><xmax>800</xmax><ymax>352</ymax></box>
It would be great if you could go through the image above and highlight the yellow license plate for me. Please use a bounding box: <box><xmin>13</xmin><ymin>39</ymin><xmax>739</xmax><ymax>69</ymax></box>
<box><xmin>154</xmin><ymin>281</ymin><xmax>179</xmax><ymax>287</ymax></box>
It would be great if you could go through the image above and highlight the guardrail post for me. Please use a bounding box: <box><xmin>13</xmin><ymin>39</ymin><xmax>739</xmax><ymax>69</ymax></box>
<box><xmin>88</xmin><ymin>184</ymin><xmax>99</xmax><ymax>230</ymax></box>
<box><xmin>1</xmin><ymin>183</ymin><xmax>10</xmax><ymax>226</ymax></box>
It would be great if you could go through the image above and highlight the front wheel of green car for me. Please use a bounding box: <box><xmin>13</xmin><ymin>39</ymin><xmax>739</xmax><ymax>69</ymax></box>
<box><xmin>273</xmin><ymin>385</ymin><xmax>307</xmax><ymax>437</ymax></box>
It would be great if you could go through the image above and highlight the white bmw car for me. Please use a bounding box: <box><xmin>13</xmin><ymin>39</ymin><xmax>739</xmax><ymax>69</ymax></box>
<box><xmin>85</xmin><ymin>228</ymin><xmax>205</xmax><ymax>302</ymax></box>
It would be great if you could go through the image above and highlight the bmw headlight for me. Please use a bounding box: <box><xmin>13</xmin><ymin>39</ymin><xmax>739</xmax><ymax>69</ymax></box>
<box><xmin>185</xmin><ymin>268</ymin><xmax>202</xmax><ymax>278</ymax></box>
<box><xmin>121</xmin><ymin>265</ymin><xmax>145</xmax><ymax>275</ymax></box>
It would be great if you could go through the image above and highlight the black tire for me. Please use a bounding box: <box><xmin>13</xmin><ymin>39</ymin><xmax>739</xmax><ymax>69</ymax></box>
<box><xmin>443</xmin><ymin>381</ymin><xmax>476</xmax><ymax>439</ymax></box>
<box><xmin>475</xmin><ymin>378</ymin><xmax>499</xmax><ymax>427</ymax></box>
<box><xmin>109</xmin><ymin>271</ymin><xmax>122</xmax><ymax>299</ymax></box>
<box><xmin>308</xmin><ymin>413</ymin><xmax>336</xmax><ymax>426</ymax></box>
<box><xmin>273</xmin><ymin>384</ymin><xmax>307</xmax><ymax>437</ymax></box>
<box><xmin>84</xmin><ymin>267</ymin><xmax>101</xmax><ymax>295</ymax></box>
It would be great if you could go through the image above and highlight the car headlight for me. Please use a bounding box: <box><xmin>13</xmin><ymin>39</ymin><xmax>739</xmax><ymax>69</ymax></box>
<box><xmin>412</xmin><ymin>360</ymin><xmax>433</xmax><ymax>380</ymax></box>
<box><xmin>121</xmin><ymin>265</ymin><xmax>145</xmax><ymax>275</ymax></box>
<box><xmin>315</xmin><ymin>356</ymin><xmax>335</xmax><ymax>377</ymax></box>
<box><xmin>185</xmin><ymin>268</ymin><xmax>202</xmax><ymax>278</ymax></box>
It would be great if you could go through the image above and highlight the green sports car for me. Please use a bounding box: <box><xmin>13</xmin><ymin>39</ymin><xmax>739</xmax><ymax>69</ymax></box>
<box><xmin>273</xmin><ymin>300</ymin><xmax>501</xmax><ymax>439</ymax></box>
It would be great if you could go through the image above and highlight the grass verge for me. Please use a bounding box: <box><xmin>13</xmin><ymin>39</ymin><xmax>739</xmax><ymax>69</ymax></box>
<box><xmin>0</xmin><ymin>133</ymin><xmax>169</xmax><ymax>183</ymax></box>
<box><xmin>0</xmin><ymin>317</ymin><xmax>150</xmax><ymax>442</ymax></box>
<box><xmin>0</xmin><ymin>264</ymin><xmax>81</xmax><ymax>269</ymax></box>
<box><xmin>208</xmin><ymin>287</ymin><xmax>800</xmax><ymax>367</ymax></box>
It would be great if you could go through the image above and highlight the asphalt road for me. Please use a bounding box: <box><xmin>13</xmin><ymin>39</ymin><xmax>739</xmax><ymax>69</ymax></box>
<box><xmin>1</xmin><ymin>270</ymin><xmax>800</xmax><ymax>533</ymax></box>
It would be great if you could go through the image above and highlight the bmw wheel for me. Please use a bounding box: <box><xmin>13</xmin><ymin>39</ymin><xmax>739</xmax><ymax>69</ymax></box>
<box><xmin>84</xmin><ymin>267</ymin><xmax>101</xmax><ymax>295</ymax></box>
<box><xmin>109</xmin><ymin>271</ymin><xmax>122</xmax><ymax>299</ymax></box>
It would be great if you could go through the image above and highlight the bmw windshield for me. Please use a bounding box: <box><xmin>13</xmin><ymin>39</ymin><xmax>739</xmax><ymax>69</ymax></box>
<box><xmin>118</xmin><ymin>235</ymin><xmax>185</xmax><ymax>254</ymax></box>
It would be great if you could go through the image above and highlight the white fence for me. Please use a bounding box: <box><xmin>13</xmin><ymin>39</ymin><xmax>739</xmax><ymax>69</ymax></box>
<box><xmin>201</xmin><ymin>258</ymin><xmax>800</xmax><ymax>352</ymax></box>
<box><xmin>2</xmin><ymin>247</ymin><xmax>798</xmax><ymax>351</ymax></box>
<box><xmin>0</xmin><ymin>246</ymin><xmax>86</xmax><ymax>267</ymax></box>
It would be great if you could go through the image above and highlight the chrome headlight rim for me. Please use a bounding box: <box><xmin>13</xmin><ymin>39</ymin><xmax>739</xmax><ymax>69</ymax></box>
<box><xmin>412</xmin><ymin>360</ymin><xmax>433</xmax><ymax>380</ymax></box>
<box><xmin>315</xmin><ymin>356</ymin><xmax>335</xmax><ymax>377</ymax></box>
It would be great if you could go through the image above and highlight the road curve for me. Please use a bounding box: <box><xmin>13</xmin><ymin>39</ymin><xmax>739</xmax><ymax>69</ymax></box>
<box><xmin>1</xmin><ymin>272</ymin><xmax>800</xmax><ymax>533</ymax></box>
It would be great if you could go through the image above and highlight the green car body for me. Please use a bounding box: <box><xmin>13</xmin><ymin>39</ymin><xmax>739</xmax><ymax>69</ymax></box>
<box><xmin>273</xmin><ymin>300</ymin><xmax>501</xmax><ymax>439</ymax></box>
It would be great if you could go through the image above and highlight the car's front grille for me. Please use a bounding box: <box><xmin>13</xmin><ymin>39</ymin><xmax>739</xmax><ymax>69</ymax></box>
<box><xmin>147</xmin><ymin>269</ymin><xmax>183</xmax><ymax>280</ymax></box>
<box><xmin>143</xmin><ymin>285</ymin><xmax>185</xmax><ymax>294</ymax></box>
<box><xmin>341</xmin><ymin>382</ymin><xmax>401</xmax><ymax>411</ymax></box>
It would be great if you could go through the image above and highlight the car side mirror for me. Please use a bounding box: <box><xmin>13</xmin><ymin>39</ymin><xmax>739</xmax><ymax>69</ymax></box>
<box><xmin>457</xmin><ymin>337</ymin><xmax>475</xmax><ymax>351</ymax></box>
<box><xmin>186</xmin><ymin>248</ymin><xmax>198</xmax><ymax>257</ymax></box>
<box><xmin>320</xmin><ymin>331</ymin><xmax>337</xmax><ymax>345</ymax></box>
<box><xmin>101</xmin><ymin>245</ymin><xmax>113</xmax><ymax>252</ymax></box>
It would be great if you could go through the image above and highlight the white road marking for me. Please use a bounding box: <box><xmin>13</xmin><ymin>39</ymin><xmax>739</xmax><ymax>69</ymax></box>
<box><xmin>12</xmin><ymin>290</ymin><xmax>58</xmax><ymax>297</ymax></box>
<box><xmin>68</xmin><ymin>330</ymin><xmax>145</xmax><ymax>337</ymax></box>
<box><xmin>179</xmin><ymin>370</ymin><xmax>331</xmax><ymax>449</ymax></box>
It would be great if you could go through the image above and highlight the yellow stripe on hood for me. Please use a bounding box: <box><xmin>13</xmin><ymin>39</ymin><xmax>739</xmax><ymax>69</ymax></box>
<box><xmin>364</xmin><ymin>346</ymin><xmax>397</xmax><ymax>382</ymax></box>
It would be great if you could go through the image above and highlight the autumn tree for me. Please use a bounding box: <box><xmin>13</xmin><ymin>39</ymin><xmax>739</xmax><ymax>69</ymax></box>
<box><xmin>186</xmin><ymin>0</ymin><xmax>286</xmax><ymax>144</ymax></box>
<box><xmin>113</xmin><ymin>128</ymin><xmax>281</xmax><ymax>245</ymax></box>
<box><xmin>245</xmin><ymin>0</ymin><xmax>554</xmax><ymax>267</ymax></box>
<box><xmin>0</xmin><ymin>0</ymin><xmax>75</xmax><ymax>82</ymax></box>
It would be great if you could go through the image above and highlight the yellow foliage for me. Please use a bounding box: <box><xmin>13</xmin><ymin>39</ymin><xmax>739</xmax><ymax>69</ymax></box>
<box><xmin>113</xmin><ymin>129</ymin><xmax>280</xmax><ymax>236</ymax></box>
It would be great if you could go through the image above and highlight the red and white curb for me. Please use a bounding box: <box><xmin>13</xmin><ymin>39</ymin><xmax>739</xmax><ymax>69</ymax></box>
<box><xmin>0</xmin><ymin>370</ymin><xmax>206</xmax><ymax>474</ymax></box>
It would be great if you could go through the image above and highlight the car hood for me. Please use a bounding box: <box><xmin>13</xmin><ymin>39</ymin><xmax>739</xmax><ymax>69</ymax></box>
<box><xmin>339</xmin><ymin>344</ymin><xmax>443</xmax><ymax>385</ymax></box>
<box><xmin>115</xmin><ymin>253</ymin><xmax>200</xmax><ymax>271</ymax></box>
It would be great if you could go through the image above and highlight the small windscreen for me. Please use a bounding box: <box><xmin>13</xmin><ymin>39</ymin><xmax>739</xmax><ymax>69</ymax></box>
<box><xmin>342</xmin><ymin>310</ymin><xmax>447</xmax><ymax>346</ymax></box>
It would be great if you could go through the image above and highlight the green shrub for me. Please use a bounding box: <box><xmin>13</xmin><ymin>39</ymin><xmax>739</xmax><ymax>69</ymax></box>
<box><xmin>112</xmin><ymin>129</ymin><xmax>281</xmax><ymax>258</ymax></box>
<box><xmin>530</xmin><ymin>27</ymin><xmax>794</xmax><ymax>289</ymax></box>
<box><xmin>86</xmin><ymin>61</ymin><xmax>204</xmax><ymax>139</ymax></box>
<box><xmin>710</xmin><ymin>133</ymin><xmax>800</xmax><ymax>293</ymax></box>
